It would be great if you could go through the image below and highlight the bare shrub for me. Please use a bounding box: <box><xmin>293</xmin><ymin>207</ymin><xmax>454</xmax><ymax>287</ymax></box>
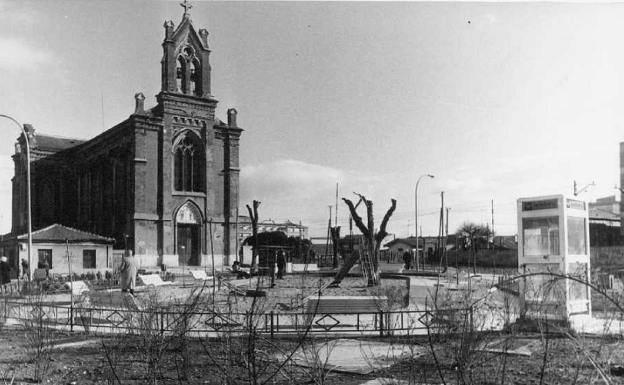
<box><xmin>97</xmin><ymin>282</ymin><xmax>212</xmax><ymax>384</ymax></box>
<box><xmin>20</xmin><ymin>288</ymin><xmax>57</xmax><ymax>383</ymax></box>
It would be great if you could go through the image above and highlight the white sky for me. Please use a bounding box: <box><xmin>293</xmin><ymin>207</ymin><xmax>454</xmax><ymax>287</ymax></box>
<box><xmin>0</xmin><ymin>1</ymin><xmax>623</xmax><ymax>239</ymax></box>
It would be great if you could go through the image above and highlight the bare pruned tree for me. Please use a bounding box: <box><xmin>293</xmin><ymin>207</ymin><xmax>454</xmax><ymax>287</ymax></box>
<box><xmin>246</xmin><ymin>200</ymin><xmax>261</xmax><ymax>271</ymax></box>
<box><xmin>331</xmin><ymin>194</ymin><xmax>396</xmax><ymax>287</ymax></box>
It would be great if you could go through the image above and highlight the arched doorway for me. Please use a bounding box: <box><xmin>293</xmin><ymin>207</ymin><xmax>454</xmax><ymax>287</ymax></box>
<box><xmin>175</xmin><ymin>202</ymin><xmax>202</xmax><ymax>266</ymax></box>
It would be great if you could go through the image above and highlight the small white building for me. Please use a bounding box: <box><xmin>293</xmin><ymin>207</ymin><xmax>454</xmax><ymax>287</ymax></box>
<box><xmin>0</xmin><ymin>224</ymin><xmax>115</xmax><ymax>277</ymax></box>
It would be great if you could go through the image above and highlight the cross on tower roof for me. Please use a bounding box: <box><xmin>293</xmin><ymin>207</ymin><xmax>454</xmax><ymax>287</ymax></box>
<box><xmin>180</xmin><ymin>0</ymin><xmax>192</xmax><ymax>15</ymax></box>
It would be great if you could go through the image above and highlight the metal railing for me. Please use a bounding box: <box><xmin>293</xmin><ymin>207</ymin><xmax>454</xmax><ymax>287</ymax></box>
<box><xmin>2</xmin><ymin>300</ymin><xmax>474</xmax><ymax>338</ymax></box>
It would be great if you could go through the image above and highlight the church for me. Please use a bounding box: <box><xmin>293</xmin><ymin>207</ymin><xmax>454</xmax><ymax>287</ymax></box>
<box><xmin>7</xmin><ymin>2</ymin><xmax>242</xmax><ymax>271</ymax></box>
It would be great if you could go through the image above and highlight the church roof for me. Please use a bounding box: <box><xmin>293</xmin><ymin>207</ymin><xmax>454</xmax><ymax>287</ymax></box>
<box><xmin>16</xmin><ymin>224</ymin><xmax>115</xmax><ymax>244</ymax></box>
<box><xmin>33</xmin><ymin>134</ymin><xmax>85</xmax><ymax>152</ymax></box>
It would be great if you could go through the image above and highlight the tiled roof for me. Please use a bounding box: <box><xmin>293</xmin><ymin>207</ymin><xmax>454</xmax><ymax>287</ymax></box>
<box><xmin>34</xmin><ymin>134</ymin><xmax>85</xmax><ymax>152</ymax></box>
<box><xmin>384</xmin><ymin>238</ymin><xmax>419</xmax><ymax>248</ymax></box>
<box><xmin>589</xmin><ymin>207</ymin><xmax>619</xmax><ymax>221</ymax></box>
<box><xmin>16</xmin><ymin>224</ymin><xmax>115</xmax><ymax>244</ymax></box>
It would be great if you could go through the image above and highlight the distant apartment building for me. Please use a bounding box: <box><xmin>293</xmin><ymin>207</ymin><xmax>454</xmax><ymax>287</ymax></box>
<box><xmin>237</xmin><ymin>216</ymin><xmax>308</xmax><ymax>242</ymax></box>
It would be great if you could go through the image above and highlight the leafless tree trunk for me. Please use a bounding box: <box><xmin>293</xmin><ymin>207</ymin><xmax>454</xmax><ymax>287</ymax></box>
<box><xmin>246</xmin><ymin>200</ymin><xmax>260</xmax><ymax>272</ymax></box>
<box><xmin>331</xmin><ymin>194</ymin><xmax>396</xmax><ymax>287</ymax></box>
<box><xmin>331</xmin><ymin>226</ymin><xmax>340</xmax><ymax>269</ymax></box>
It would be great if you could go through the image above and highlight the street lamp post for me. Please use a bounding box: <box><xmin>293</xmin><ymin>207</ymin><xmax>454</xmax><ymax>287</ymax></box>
<box><xmin>415</xmin><ymin>173</ymin><xmax>434</xmax><ymax>272</ymax></box>
<box><xmin>0</xmin><ymin>115</ymin><xmax>33</xmax><ymax>281</ymax></box>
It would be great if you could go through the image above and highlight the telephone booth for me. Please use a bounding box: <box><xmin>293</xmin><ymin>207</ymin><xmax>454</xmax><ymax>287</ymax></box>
<box><xmin>517</xmin><ymin>195</ymin><xmax>591</xmax><ymax>324</ymax></box>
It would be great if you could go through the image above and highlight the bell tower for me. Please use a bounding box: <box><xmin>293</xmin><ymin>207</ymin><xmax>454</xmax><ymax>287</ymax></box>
<box><xmin>161</xmin><ymin>0</ymin><xmax>212</xmax><ymax>98</ymax></box>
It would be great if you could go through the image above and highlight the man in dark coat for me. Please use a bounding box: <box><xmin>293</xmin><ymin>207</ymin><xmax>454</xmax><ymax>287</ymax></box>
<box><xmin>402</xmin><ymin>251</ymin><xmax>411</xmax><ymax>271</ymax></box>
<box><xmin>0</xmin><ymin>256</ymin><xmax>11</xmax><ymax>285</ymax></box>
<box><xmin>267</xmin><ymin>251</ymin><xmax>277</xmax><ymax>287</ymax></box>
<box><xmin>276</xmin><ymin>250</ymin><xmax>286</xmax><ymax>279</ymax></box>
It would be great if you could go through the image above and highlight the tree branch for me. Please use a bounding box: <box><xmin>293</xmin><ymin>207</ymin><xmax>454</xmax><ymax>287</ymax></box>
<box><xmin>375</xmin><ymin>199</ymin><xmax>397</xmax><ymax>243</ymax></box>
<box><xmin>343</xmin><ymin>198</ymin><xmax>370</xmax><ymax>238</ymax></box>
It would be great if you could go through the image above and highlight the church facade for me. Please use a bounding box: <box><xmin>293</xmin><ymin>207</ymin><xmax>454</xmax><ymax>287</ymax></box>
<box><xmin>10</xmin><ymin>5</ymin><xmax>241</xmax><ymax>269</ymax></box>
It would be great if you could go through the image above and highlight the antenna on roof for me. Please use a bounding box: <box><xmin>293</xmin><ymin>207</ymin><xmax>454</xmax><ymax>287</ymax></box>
<box><xmin>101</xmin><ymin>90</ymin><xmax>105</xmax><ymax>132</ymax></box>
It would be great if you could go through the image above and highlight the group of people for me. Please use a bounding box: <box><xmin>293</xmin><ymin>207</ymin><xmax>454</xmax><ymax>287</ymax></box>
<box><xmin>0</xmin><ymin>257</ymin><xmax>32</xmax><ymax>285</ymax></box>
<box><xmin>231</xmin><ymin>250</ymin><xmax>288</xmax><ymax>281</ymax></box>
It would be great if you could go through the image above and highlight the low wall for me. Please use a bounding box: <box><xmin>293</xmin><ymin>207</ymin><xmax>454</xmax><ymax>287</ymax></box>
<box><xmin>114</xmin><ymin>252</ymin><xmax>227</xmax><ymax>271</ymax></box>
<box><xmin>434</xmin><ymin>246</ymin><xmax>624</xmax><ymax>270</ymax></box>
<box><xmin>591</xmin><ymin>246</ymin><xmax>624</xmax><ymax>269</ymax></box>
<box><xmin>432</xmin><ymin>249</ymin><xmax>518</xmax><ymax>268</ymax></box>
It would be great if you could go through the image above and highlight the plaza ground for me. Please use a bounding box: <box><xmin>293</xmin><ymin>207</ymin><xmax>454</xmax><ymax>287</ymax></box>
<box><xmin>1</xmin><ymin>261</ymin><xmax>624</xmax><ymax>384</ymax></box>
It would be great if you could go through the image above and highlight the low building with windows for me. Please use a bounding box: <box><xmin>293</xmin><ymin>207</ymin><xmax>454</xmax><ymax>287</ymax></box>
<box><xmin>0</xmin><ymin>224</ymin><xmax>115</xmax><ymax>277</ymax></box>
<box><xmin>237</xmin><ymin>216</ymin><xmax>308</xmax><ymax>242</ymax></box>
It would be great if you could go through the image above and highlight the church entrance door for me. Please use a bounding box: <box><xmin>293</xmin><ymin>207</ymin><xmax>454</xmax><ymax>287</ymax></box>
<box><xmin>175</xmin><ymin>202</ymin><xmax>203</xmax><ymax>267</ymax></box>
<box><xmin>177</xmin><ymin>224</ymin><xmax>200</xmax><ymax>266</ymax></box>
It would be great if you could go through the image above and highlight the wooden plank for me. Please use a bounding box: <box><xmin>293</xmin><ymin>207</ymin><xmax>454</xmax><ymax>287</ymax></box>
<box><xmin>138</xmin><ymin>274</ymin><xmax>172</xmax><ymax>287</ymax></box>
<box><xmin>291</xmin><ymin>264</ymin><xmax>320</xmax><ymax>273</ymax></box>
<box><xmin>222</xmin><ymin>281</ymin><xmax>247</xmax><ymax>296</ymax></box>
<box><xmin>190</xmin><ymin>270</ymin><xmax>214</xmax><ymax>281</ymax></box>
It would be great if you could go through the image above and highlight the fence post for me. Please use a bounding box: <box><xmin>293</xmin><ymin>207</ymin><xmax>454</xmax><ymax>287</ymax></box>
<box><xmin>270</xmin><ymin>311</ymin><xmax>274</xmax><ymax>339</ymax></box>
<box><xmin>70</xmin><ymin>305</ymin><xmax>74</xmax><ymax>332</ymax></box>
<box><xmin>160</xmin><ymin>311</ymin><xmax>165</xmax><ymax>335</ymax></box>
<box><xmin>379</xmin><ymin>310</ymin><xmax>384</xmax><ymax>337</ymax></box>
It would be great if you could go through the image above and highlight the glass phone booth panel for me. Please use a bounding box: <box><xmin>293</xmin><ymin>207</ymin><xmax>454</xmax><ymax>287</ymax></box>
<box><xmin>517</xmin><ymin>195</ymin><xmax>591</xmax><ymax>322</ymax></box>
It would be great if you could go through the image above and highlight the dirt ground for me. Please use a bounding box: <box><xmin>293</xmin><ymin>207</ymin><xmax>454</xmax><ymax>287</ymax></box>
<box><xmin>1</xmin><ymin>274</ymin><xmax>624</xmax><ymax>384</ymax></box>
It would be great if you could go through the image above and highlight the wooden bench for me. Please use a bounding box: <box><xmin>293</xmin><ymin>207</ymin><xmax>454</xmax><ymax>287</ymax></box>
<box><xmin>305</xmin><ymin>296</ymin><xmax>387</xmax><ymax>314</ymax></box>
<box><xmin>138</xmin><ymin>274</ymin><xmax>172</xmax><ymax>287</ymax></box>
<box><xmin>291</xmin><ymin>263</ymin><xmax>320</xmax><ymax>273</ymax></box>
<box><xmin>190</xmin><ymin>270</ymin><xmax>215</xmax><ymax>282</ymax></box>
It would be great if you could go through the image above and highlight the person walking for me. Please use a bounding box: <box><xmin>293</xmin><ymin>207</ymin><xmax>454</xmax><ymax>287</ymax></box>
<box><xmin>402</xmin><ymin>251</ymin><xmax>411</xmax><ymax>271</ymax></box>
<box><xmin>20</xmin><ymin>258</ymin><xmax>29</xmax><ymax>280</ymax></box>
<box><xmin>119</xmin><ymin>249</ymin><xmax>138</xmax><ymax>295</ymax></box>
<box><xmin>43</xmin><ymin>257</ymin><xmax>50</xmax><ymax>279</ymax></box>
<box><xmin>276</xmin><ymin>250</ymin><xmax>286</xmax><ymax>279</ymax></box>
<box><xmin>0</xmin><ymin>256</ymin><xmax>10</xmax><ymax>285</ymax></box>
<box><xmin>268</xmin><ymin>251</ymin><xmax>277</xmax><ymax>287</ymax></box>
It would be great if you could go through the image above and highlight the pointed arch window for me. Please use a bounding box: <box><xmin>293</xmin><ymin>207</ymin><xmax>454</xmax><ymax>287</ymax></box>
<box><xmin>176</xmin><ymin>57</ymin><xmax>187</xmax><ymax>94</ymax></box>
<box><xmin>190</xmin><ymin>59</ymin><xmax>201</xmax><ymax>96</ymax></box>
<box><xmin>174</xmin><ymin>134</ymin><xmax>205</xmax><ymax>192</ymax></box>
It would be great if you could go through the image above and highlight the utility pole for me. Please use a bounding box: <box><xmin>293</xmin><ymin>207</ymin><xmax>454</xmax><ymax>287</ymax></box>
<box><xmin>438</xmin><ymin>191</ymin><xmax>444</xmax><ymax>269</ymax></box>
<box><xmin>325</xmin><ymin>206</ymin><xmax>332</xmax><ymax>257</ymax></box>
<box><xmin>445</xmin><ymin>207</ymin><xmax>451</xmax><ymax>277</ymax></box>
<box><xmin>335</xmin><ymin>183</ymin><xmax>339</xmax><ymax>228</ymax></box>
<box><xmin>491</xmin><ymin>199</ymin><xmax>494</xmax><ymax>237</ymax></box>
<box><xmin>491</xmin><ymin>199</ymin><xmax>494</xmax><ymax>249</ymax></box>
